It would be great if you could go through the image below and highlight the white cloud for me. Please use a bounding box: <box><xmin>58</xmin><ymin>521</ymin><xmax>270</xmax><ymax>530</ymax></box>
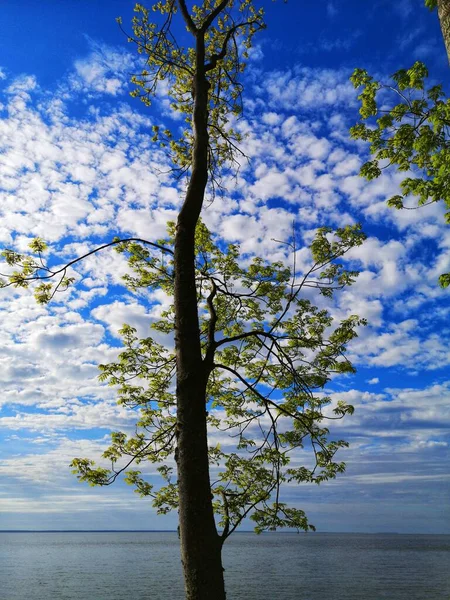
<box><xmin>262</xmin><ymin>66</ymin><xmax>355</xmax><ymax>111</ymax></box>
<box><xmin>327</xmin><ymin>2</ymin><xmax>338</xmax><ymax>17</ymax></box>
<box><xmin>71</xmin><ymin>40</ymin><xmax>135</xmax><ymax>96</ymax></box>
<box><xmin>92</xmin><ymin>300</ymin><xmax>156</xmax><ymax>339</ymax></box>
<box><xmin>6</xmin><ymin>74</ymin><xmax>37</xmax><ymax>95</ymax></box>
<box><xmin>358</xmin><ymin>322</ymin><xmax>450</xmax><ymax>370</ymax></box>
<box><xmin>0</xmin><ymin>45</ymin><xmax>449</xmax><ymax>533</ymax></box>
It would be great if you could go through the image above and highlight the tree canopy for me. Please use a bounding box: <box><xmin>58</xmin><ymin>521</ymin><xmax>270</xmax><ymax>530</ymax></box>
<box><xmin>1</xmin><ymin>216</ymin><xmax>366</xmax><ymax>536</ymax></box>
<box><xmin>70</xmin><ymin>220</ymin><xmax>366</xmax><ymax>536</ymax></box>
<box><xmin>350</xmin><ymin>61</ymin><xmax>450</xmax><ymax>286</ymax></box>
<box><xmin>0</xmin><ymin>2</ymin><xmax>370</xmax><ymax>597</ymax></box>
<box><xmin>124</xmin><ymin>0</ymin><xmax>265</xmax><ymax>174</ymax></box>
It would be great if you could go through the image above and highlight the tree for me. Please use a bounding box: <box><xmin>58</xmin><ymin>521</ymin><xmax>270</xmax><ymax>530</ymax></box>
<box><xmin>0</xmin><ymin>2</ymin><xmax>366</xmax><ymax>598</ymax></box>
<box><xmin>426</xmin><ymin>0</ymin><xmax>450</xmax><ymax>64</ymax></box>
<box><xmin>350</xmin><ymin>1</ymin><xmax>450</xmax><ymax>240</ymax></box>
<box><xmin>350</xmin><ymin>61</ymin><xmax>450</xmax><ymax>287</ymax></box>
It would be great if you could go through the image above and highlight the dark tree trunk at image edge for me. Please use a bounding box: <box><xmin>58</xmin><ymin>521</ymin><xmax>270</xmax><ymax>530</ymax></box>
<box><xmin>174</xmin><ymin>31</ymin><xmax>227</xmax><ymax>600</ymax></box>
<box><xmin>438</xmin><ymin>0</ymin><xmax>450</xmax><ymax>63</ymax></box>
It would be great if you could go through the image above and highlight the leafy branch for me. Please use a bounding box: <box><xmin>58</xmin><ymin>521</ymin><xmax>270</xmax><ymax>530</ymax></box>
<box><xmin>351</xmin><ymin>61</ymin><xmax>450</xmax><ymax>287</ymax></box>
<box><xmin>69</xmin><ymin>220</ymin><xmax>365</xmax><ymax>533</ymax></box>
<box><xmin>0</xmin><ymin>236</ymin><xmax>173</xmax><ymax>303</ymax></box>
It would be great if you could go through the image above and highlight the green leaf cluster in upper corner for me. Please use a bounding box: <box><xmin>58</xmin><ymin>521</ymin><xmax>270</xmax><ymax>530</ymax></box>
<box><xmin>350</xmin><ymin>60</ymin><xmax>450</xmax><ymax>287</ymax></box>
<box><xmin>425</xmin><ymin>0</ymin><xmax>437</xmax><ymax>10</ymax></box>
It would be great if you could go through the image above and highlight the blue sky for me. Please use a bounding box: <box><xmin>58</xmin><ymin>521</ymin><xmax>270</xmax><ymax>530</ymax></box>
<box><xmin>0</xmin><ymin>0</ymin><xmax>449</xmax><ymax>534</ymax></box>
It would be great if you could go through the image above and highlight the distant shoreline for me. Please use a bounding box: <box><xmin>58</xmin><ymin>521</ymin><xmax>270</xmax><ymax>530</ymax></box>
<box><xmin>0</xmin><ymin>530</ymin><xmax>447</xmax><ymax>535</ymax></box>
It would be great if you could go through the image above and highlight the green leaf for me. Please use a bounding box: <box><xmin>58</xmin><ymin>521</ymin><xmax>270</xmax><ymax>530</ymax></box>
<box><xmin>439</xmin><ymin>273</ymin><xmax>450</xmax><ymax>288</ymax></box>
<box><xmin>387</xmin><ymin>195</ymin><xmax>404</xmax><ymax>210</ymax></box>
<box><xmin>360</xmin><ymin>161</ymin><xmax>382</xmax><ymax>180</ymax></box>
<box><xmin>351</xmin><ymin>60</ymin><xmax>450</xmax><ymax>285</ymax></box>
<box><xmin>28</xmin><ymin>238</ymin><xmax>48</xmax><ymax>253</ymax></box>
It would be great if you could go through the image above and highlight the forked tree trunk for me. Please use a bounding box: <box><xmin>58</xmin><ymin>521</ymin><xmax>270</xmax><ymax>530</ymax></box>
<box><xmin>437</xmin><ymin>0</ymin><xmax>450</xmax><ymax>64</ymax></box>
<box><xmin>174</xmin><ymin>32</ymin><xmax>227</xmax><ymax>600</ymax></box>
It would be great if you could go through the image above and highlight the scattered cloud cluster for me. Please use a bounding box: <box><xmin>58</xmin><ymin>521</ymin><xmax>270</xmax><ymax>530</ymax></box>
<box><xmin>0</xmin><ymin>34</ymin><xmax>448</xmax><ymax>533</ymax></box>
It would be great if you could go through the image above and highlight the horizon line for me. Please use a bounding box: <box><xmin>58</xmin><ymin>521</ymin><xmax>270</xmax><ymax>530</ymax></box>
<box><xmin>0</xmin><ymin>530</ymin><xmax>445</xmax><ymax>535</ymax></box>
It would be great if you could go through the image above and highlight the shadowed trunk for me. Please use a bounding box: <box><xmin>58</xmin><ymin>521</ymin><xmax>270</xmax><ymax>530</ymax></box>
<box><xmin>174</xmin><ymin>30</ymin><xmax>227</xmax><ymax>600</ymax></box>
<box><xmin>438</xmin><ymin>0</ymin><xmax>450</xmax><ymax>64</ymax></box>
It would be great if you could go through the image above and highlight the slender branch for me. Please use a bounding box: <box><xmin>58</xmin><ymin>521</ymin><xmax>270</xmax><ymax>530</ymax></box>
<box><xmin>204</xmin><ymin>279</ymin><xmax>218</xmax><ymax>366</ymax></box>
<box><xmin>177</xmin><ymin>0</ymin><xmax>198</xmax><ymax>34</ymax></box>
<box><xmin>215</xmin><ymin>328</ymin><xmax>275</xmax><ymax>348</ymax></box>
<box><xmin>202</xmin><ymin>0</ymin><xmax>231</xmax><ymax>31</ymax></box>
<box><xmin>213</xmin><ymin>362</ymin><xmax>330</xmax><ymax>455</ymax></box>
<box><xmin>0</xmin><ymin>237</ymin><xmax>173</xmax><ymax>286</ymax></box>
<box><xmin>222</xmin><ymin>481</ymin><xmax>278</xmax><ymax>541</ymax></box>
<box><xmin>220</xmin><ymin>489</ymin><xmax>230</xmax><ymax>541</ymax></box>
<box><xmin>205</xmin><ymin>19</ymin><xmax>263</xmax><ymax>72</ymax></box>
<box><xmin>100</xmin><ymin>424</ymin><xmax>177</xmax><ymax>486</ymax></box>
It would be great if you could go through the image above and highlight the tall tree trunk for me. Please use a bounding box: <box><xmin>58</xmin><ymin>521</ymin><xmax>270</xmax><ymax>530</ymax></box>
<box><xmin>174</xmin><ymin>32</ymin><xmax>227</xmax><ymax>600</ymax></box>
<box><xmin>437</xmin><ymin>0</ymin><xmax>450</xmax><ymax>64</ymax></box>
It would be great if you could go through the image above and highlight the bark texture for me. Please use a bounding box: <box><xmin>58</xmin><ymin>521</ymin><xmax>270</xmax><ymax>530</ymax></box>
<box><xmin>174</xmin><ymin>29</ymin><xmax>227</xmax><ymax>600</ymax></box>
<box><xmin>438</xmin><ymin>0</ymin><xmax>450</xmax><ymax>64</ymax></box>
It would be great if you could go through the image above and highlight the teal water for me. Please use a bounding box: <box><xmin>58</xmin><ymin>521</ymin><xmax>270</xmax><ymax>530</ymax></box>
<box><xmin>0</xmin><ymin>532</ymin><xmax>449</xmax><ymax>599</ymax></box>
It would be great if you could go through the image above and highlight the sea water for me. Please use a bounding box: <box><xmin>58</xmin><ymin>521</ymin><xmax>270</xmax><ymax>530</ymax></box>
<box><xmin>0</xmin><ymin>532</ymin><xmax>449</xmax><ymax>599</ymax></box>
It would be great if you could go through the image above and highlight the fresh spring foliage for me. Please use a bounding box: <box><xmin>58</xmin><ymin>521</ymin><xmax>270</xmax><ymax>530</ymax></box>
<box><xmin>122</xmin><ymin>0</ymin><xmax>265</xmax><ymax>174</ymax></box>
<box><xmin>69</xmin><ymin>220</ymin><xmax>366</xmax><ymax>536</ymax></box>
<box><xmin>1</xmin><ymin>218</ymin><xmax>366</xmax><ymax>535</ymax></box>
<box><xmin>350</xmin><ymin>61</ymin><xmax>450</xmax><ymax>287</ymax></box>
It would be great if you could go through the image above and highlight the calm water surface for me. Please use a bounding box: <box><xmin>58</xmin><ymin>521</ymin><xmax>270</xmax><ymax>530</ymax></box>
<box><xmin>0</xmin><ymin>532</ymin><xmax>449</xmax><ymax>599</ymax></box>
